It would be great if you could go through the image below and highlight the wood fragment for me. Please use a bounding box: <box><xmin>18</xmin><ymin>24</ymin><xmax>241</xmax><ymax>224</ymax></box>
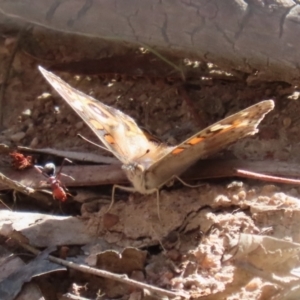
<box><xmin>18</xmin><ymin>146</ymin><xmax>119</xmax><ymax>164</ymax></box>
<box><xmin>12</xmin><ymin>238</ymin><xmax>188</xmax><ymax>299</ymax></box>
<box><xmin>236</xmin><ymin>169</ymin><xmax>300</xmax><ymax>185</ymax></box>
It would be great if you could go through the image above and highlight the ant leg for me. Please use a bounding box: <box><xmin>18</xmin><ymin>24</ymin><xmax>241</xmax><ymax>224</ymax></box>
<box><xmin>57</xmin><ymin>158</ymin><xmax>73</xmax><ymax>180</ymax></box>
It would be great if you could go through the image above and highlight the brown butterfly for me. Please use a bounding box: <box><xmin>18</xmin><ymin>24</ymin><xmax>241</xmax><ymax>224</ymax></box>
<box><xmin>39</xmin><ymin>66</ymin><xmax>274</xmax><ymax>211</ymax></box>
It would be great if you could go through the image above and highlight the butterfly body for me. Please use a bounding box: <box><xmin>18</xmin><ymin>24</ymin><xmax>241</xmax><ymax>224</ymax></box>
<box><xmin>39</xmin><ymin>66</ymin><xmax>274</xmax><ymax>197</ymax></box>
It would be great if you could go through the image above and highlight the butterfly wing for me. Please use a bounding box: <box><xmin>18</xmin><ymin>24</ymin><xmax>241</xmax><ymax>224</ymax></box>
<box><xmin>145</xmin><ymin>100</ymin><xmax>274</xmax><ymax>190</ymax></box>
<box><xmin>39</xmin><ymin>66</ymin><xmax>152</xmax><ymax>164</ymax></box>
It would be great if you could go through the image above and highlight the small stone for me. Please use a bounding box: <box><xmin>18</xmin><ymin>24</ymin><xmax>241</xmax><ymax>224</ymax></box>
<box><xmin>37</xmin><ymin>92</ymin><xmax>52</xmax><ymax>100</ymax></box>
<box><xmin>44</xmin><ymin>100</ymin><xmax>54</xmax><ymax>113</ymax></box>
<box><xmin>26</xmin><ymin>124</ymin><xmax>35</xmax><ymax>135</ymax></box>
<box><xmin>283</xmin><ymin>117</ymin><xmax>292</xmax><ymax>128</ymax></box>
<box><xmin>0</xmin><ymin>139</ymin><xmax>11</xmax><ymax>147</ymax></box>
<box><xmin>55</xmin><ymin>113</ymin><xmax>65</xmax><ymax>122</ymax></box>
<box><xmin>44</xmin><ymin>123</ymin><xmax>52</xmax><ymax>130</ymax></box>
<box><xmin>22</xmin><ymin>119</ymin><xmax>33</xmax><ymax>128</ymax></box>
<box><xmin>66</xmin><ymin>114</ymin><xmax>76</xmax><ymax>124</ymax></box>
<box><xmin>21</xmin><ymin>109</ymin><xmax>31</xmax><ymax>118</ymax></box>
<box><xmin>75</xmin><ymin>121</ymin><xmax>84</xmax><ymax>130</ymax></box>
<box><xmin>245</xmin><ymin>278</ymin><xmax>261</xmax><ymax>291</ymax></box>
<box><xmin>264</xmin><ymin>89</ymin><xmax>272</xmax><ymax>96</ymax></box>
<box><xmin>34</xmin><ymin>93</ymin><xmax>52</xmax><ymax>109</ymax></box>
<box><xmin>31</xmin><ymin>109</ymin><xmax>41</xmax><ymax>120</ymax></box>
<box><xmin>287</xmin><ymin>91</ymin><xmax>300</xmax><ymax>100</ymax></box>
<box><xmin>130</xmin><ymin>271</ymin><xmax>145</xmax><ymax>282</ymax></box>
<box><xmin>68</xmin><ymin>129</ymin><xmax>77</xmax><ymax>137</ymax></box>
<box><xmin>4</xmin><ymin>37</ymin><xmax>17</xmax><ymax>47</ymax></box>
<box><xmin>138</xmin><ymin>94</ymin><xmax>147</xmax><ymax>102</ymax></box>
<box><xmin>10</xmin><ymin>131</ymin><xmax>26</xmax><ymax>142</ymax></box>
<box><xmin>103</xmin><ymin>213</ymin><xmax>119</xmax><ymax>229</ymax></box>
<box><xmin>29</xmin><ymin>137</ymin><xmax>39</xmax><ymax>148</ymax></box>
<box><xmin>167</xmin><ymin>249</ymin><xmax>181</xmax><ymax>261</ymax></box>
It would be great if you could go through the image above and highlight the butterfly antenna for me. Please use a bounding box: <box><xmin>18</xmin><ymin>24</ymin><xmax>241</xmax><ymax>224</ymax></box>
<box><xmin>77</xmin><ymin>134</ymin><xmax>112</xmax><ymax>154</ymax></box>
<box><xmin>136</xmin><ymin>149</ymin><xmax>150</xmax><ymax>161</ymax></box>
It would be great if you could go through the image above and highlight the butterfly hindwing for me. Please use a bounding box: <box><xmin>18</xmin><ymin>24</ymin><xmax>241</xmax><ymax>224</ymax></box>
<box><xmin>145</xmin><ymin>100</ymin><xmax>274</xmax><ymax>190</ymax></box>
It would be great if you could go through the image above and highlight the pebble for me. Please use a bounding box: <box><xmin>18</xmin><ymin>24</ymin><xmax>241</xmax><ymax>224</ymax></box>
<box><xmin>31</xmin><ymin>109</ymin><xmax>41</xmax><ymax>120</ymax></box>
<box><xmin>44</xmin><ymin>100</ymin><xmax>54</xmax><ymax>113</ymax></box>
<box><xmin>29</xmin><ymin>137</ymin><xmax>39</xmax><ymax>148</ymax></box>
<box><xmin>10</xmin><ymin>131</ymin><xmax>26</xmax><ymax>142</ymax></box>
<box><xmin>138</xmin><ymin>94</ymin><xmax>147</xmax><ymax>102</ymax></box>
<box><xmin>66</xmin><ymin>114</ymin><xmax>77</xmax><ymax>124</ymax></box>
<box><xmin>75</xmin><ymin>121</ymin><xmax>84</xmax><ymax>130</ymax></box>
<box><xmin>26</xmin><ymin>124</ymin><xmax>35</xmax><ymax>135</ymax></box>
<box><xmin>287</xmin><ymin>91</ymin><xmax>300</xmax><ymax>100</ymax></box>
<box><xmin>21</xmin><ymin>109</ymin><xmax>32</xmax><ymax>118</ymax></box>
<box><xmin>283</xmin><ymin>117</ymin><xmax>292</xmax><ymax>128</ymax></box>
<box><xmin>34</xmin><ymin>93</ymin><xmax>52</xmax><ymax>108</ymax></box>
<box><xmin>55</xmin><ymin>113</ymin><xmax>65</xmax><ymax>122</ymax></box>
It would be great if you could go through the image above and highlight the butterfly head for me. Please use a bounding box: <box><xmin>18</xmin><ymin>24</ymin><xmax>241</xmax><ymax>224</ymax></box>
<box><xmin>122</xmin><ymin>162</ymin><xmax>148</xmax><ymax>194</ymax></box>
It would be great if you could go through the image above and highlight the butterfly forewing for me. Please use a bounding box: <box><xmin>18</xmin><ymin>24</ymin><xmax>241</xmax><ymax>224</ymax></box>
<box><xmin>145</xmin><ymin>100</ymin><xmax>274</xmax><ymax>190</ymax></box>
<box><xmin>39</xmin><ymin>66</ymin><xmax>153</xmax><ymax>164</ymax></box>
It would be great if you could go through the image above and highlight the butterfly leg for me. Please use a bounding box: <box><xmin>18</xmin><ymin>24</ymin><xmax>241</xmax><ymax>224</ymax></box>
<box><xmin>155</xmin><ymin>189</ymin><xmax>161</xmax><ymax>222</ymax></box>
<box><xmin>108</xmin><ymin>186</ymin><xmax>162</xmax><ymax>221</ymax></box>
<box><xmin>107</xmin><ymin>184</ymin><xmax>137</xmax><ymax>213</ymax></box>
<box><xmin>173</xmin><ymin>176</ymin><xmax>205</xmax><ymax>189</ymax></box>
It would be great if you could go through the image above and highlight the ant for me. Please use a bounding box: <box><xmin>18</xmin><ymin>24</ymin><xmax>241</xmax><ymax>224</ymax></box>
<box><xmin>35</xmin><ymin>158</ymin><xmax>74</xmax><ymax>202</ymax></box>
<box><xmin>10</xmin><ymin>151</ymin><xmax>33</xmax><ymax>170</ymax></box>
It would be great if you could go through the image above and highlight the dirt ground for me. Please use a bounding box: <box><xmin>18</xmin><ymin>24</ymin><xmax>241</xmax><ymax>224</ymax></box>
<box><xmin>1</xmin><ymin>25</ymin><xmax>300</xmax><ymax>300</ymax></box>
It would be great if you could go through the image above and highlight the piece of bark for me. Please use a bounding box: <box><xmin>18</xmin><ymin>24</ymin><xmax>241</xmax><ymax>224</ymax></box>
<box><xmin>0</xmin><ymin>0</ymin><xmax>299</xmax><ymax>83</ymax></box>
<box><xmin>0</xmin><ymin>247</ymin><xmax>65</xmax><ymax>300</ymax></box>
<box><xmin>2</xmin><ymin>159</ymin><xmax>300</xmax><ymax>191</ymax></box>
<box><xmin>0</xmin><ymin>210</ymin><xmax>96</xmax><ymax>247</ymax></box>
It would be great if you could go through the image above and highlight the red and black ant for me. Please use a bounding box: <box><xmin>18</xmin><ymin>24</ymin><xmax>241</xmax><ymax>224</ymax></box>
<box><xmin>35</xmin><ymin>158</ymin><xmax>74</xmax><ymax>202</ymax></box>
<box><xmin>10</xmin><ymin>151</ymin><xmax>33</xmax><ymax>170</ymax></box>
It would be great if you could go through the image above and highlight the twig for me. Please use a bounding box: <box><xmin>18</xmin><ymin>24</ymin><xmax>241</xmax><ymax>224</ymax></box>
<box><xmin>0</xmin><ymin>171</ymin><xmax>55</xmax><ymax>205</ymax></box>
<box><xmin>17</xmin><ymin>146</ymin><xmax>119</xmax><ymax>164</ymax></box>
<box><xmin>184</xmin><ymin>159</ymin><xmax>300</xmax><ymax>182</ymax></box>
<box><xmin>12</xmin><ymin>237</ymin><xmax>188</xmax><ymax>299</ymax></box>
<box><xmin>60</xmin><ymin>293</ymin><xmax>92</xmax><ymax>300</ymax></box>
<box><xmin>0</xmin><ymin>27</ymin><xmax>26</xmax><ymax>128</ymax></box>
<box><xmin>236</xmin><ymin>169</ymin><xmax>300</xmax><ymax>185</ymax></box>
<box><xmin>140</xmin><ymin>44</ymin><xmax>183</xmax><ymax>77</ymax></box>
<box><xmin>0</xmin><ymin>171</ymin><xmax>34</xmax><ymax>196</ymax></box>
<box><xmin>4</xmin><ymin>159</ymin><xmax>300</xmax><ymax>192</ymax></box>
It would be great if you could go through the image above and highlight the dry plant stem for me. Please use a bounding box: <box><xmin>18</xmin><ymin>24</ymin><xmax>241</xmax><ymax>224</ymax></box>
<box><xmin>185</xmin><ymin>159</ymin><xmax>300</xmax><ymax>182</ymax></box>
<box><xmin>0</xmin><ymin>171</ymin><xmax>54</xmax><ymax>205</ymax></box>
<box><xmin>236</xmin><ymin>169</ymin><xmax>300</xmax><ymax>185</ymax></box>
<box><xmin>60</xmin><ymin>293</ymin><xmax>92</xmax><ymax>300</ymax></box>
<box><xmin>0</xmin><ymin>171</ymin><xmax>34</xmax><ymax>195</ymax></box>
<box><xmin>0</xmin><ymin>27</ymin><xmax>26</xmax><ymax>127</ymax></box>
<box><xmin>17</xmin><ymin>146</ymin><xmax>119</xmax><ymax>164</ymax></box>
<box><xmin>4</xmin><ymin>159</ymin><xmax>300</xmax><ymax>192</ymax></box>
<box><xmin>236</xmin><ymin>261</ymin><xmax>292</xmax><ymax>286</ymax></box>
<box><xmin>14</xmin><ymin>238</ymin><xmax>188</xmax><ymax>299</ymax></box>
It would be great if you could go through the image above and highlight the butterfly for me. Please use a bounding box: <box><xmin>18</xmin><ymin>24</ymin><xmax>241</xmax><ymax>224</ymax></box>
<box><xmin>39</xmin><ymin>66</ymin><xmax>274</xmax><ymax>212</ymax></box>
